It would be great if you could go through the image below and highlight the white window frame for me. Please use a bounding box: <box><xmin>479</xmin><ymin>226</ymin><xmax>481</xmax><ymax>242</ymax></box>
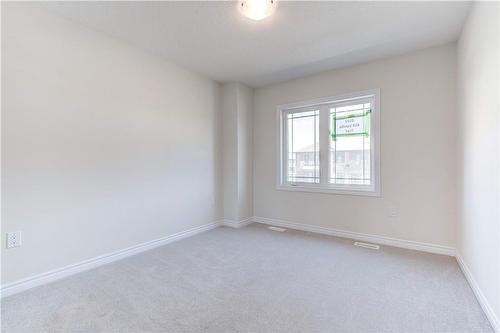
<box><xmin>276</xmin><ymin>89</ymin><xmax>380</xmax><ymax>197</ymax></box>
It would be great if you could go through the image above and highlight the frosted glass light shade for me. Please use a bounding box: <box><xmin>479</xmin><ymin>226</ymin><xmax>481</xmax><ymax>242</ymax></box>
<box><xmin>238</xmin><ymin>0</ymin><xmax>278</xmax><ymax>21</ymax></box>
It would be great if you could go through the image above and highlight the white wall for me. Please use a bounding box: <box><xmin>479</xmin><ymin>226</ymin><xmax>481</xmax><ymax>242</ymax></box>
<box><xmin>1</xmin><ymin>3</ymin><xmax>222</xmax><ymax>284</ymax></box>
<box><xmin>222</xmin><ymin>83</ymin><xmax>239</xmax><ymax>221</ymax></box>
<box><xmin>253</xmin><ymin>44</ymin><xmax>457</xmax><ymax>248</ymax></box>
<box><xmin>3</xmin><ymin>6</ymin><xmax>497</xmax><ymax>323</ymax></box>
<box><xmin>221</xmin><ymin>82</ymin><xmax>253</xmax><ymax>223</ymax></box>
<box><xmin>236</xmin><ymin>84</ymin><xmax>253</xmax><ymax>220</ymax></box>
<box><xmin>457</xmin><ymin>1</ymin><xmax>500</xmax><ymax>328</ymax></box>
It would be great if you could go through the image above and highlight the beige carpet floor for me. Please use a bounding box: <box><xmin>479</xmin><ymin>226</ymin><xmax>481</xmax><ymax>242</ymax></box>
<box><xmin>1</xmin><ymin>223</ymin><xmax>493</xmax><ymax>332</ymax></box>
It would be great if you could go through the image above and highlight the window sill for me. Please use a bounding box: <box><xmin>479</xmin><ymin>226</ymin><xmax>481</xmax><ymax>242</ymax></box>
<box><xmin>276</xmin><ymin>184</ymin><xmax>380</xmax><ymax>197</ymax></box>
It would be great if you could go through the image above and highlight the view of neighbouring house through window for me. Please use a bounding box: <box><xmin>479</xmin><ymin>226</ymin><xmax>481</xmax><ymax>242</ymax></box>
<box><xmin>286</xmin><ymin>110</ymin><xmax>319</xmax><ymax>183</ymax></box>
<box><xmin>279</xmin><ymin>90</ymin><xmax>379</xmax><ymax>195</ymax></box>
<box><xmin>330</xmin><ymin>102</ymin><xmax>371</xmax><ymax>185</ymax></box>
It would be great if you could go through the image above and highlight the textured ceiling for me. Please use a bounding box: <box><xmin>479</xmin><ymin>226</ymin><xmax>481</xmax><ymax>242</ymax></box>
<box><xmin>41</xmin><ymin>1</ymin><xmax>471</xmax><ymax>87</ymax></box>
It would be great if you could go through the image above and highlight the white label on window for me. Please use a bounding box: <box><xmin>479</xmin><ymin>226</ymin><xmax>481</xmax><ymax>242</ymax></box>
<box><xmin>336</xmin><ymin>116</ymin><xmax>365</xmax><ymax>135</ymax></box>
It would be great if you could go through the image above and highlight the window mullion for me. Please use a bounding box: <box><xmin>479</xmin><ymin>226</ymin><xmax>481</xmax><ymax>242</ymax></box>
<box><xmin>283</xmin><ymin>111</ymin><xmax>289</xmax><ymax>184</ymax></box>
<box><xmin>319</xmin><ymin>106</ymin><xmax>329</xmax><ymax>186</ymax></box>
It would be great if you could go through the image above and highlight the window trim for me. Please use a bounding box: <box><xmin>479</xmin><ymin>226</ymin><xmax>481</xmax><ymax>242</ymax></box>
<box><xmin>276</xmin><ymin>89</ymin><xmax>381</xmax><ymax>197</ymax></box>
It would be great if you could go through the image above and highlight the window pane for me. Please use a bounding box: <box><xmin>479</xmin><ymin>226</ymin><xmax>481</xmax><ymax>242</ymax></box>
<box><xmin>330</xmin><ymin>102</ymin><xmax>371</xmax><ymax>185</ymax></box>
<box><xmin>286</xmin><ymin>110</ymin><xmax>319</xmax><ymax>183</ymax></box>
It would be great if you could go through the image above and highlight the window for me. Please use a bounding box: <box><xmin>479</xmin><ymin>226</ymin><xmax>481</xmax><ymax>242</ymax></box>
<box><xmin>277</xmin><ymin>90</ymin><xmax>380</xmax><ymax>196</ymax></box>
<box><xmin>284</xmin><ymin>109</ymin><xmax>319</xmax><ymax>184</ymax></box>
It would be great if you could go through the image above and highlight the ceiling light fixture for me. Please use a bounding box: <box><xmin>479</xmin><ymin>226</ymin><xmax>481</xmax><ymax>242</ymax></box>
<box><xmin>238</xmin><ymin>0</ymin><xmax>278</xmax><ymax>21</ymax></box>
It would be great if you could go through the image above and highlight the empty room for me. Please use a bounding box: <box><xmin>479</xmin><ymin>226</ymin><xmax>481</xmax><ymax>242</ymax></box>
<box><xmin>1</xmin><ymin>1</ymin><xmax>499</xmax><ymax>332</ymax></box>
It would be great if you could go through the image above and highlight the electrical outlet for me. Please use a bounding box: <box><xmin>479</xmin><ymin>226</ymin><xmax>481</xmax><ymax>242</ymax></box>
<box><xmin>388</xmin><ymin>205</ymin><xmax>398</xmax><ymax>218</ymax></box>
<box><xmin>6</xmin><ymin>231</ymin><xmax>21</xmax><ymax>249</ymax></box>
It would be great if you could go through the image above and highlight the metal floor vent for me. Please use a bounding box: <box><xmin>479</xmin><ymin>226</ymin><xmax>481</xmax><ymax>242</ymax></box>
<box><xmin>268</xmin><ymin>226</ymin><xmax>287</xmax><ymax>232</ymax></box>
<box><xmin>353</xmin><ymin>242</ymin><xmax>380</xmax><ymax>250</ymax></box>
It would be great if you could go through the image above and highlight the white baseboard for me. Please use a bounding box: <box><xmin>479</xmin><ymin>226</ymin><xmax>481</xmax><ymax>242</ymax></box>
<box><xmin>221</xmin><ymin>217</ymin><xmax>253</xmax><ymax>229</ymax></box>
<box><xmin>252</xmin><ymin>216</ymin><xmax>456</xmax><ymax>256</ymax></box>
<box><xmin>456</xmin><ymin>253</ymin><xmax>500</xmax><ymax>333</ymax></box>
<box><xmin>1</xmin><ymin>221</ymin><xmax>219</xmax><ymax>299</ymax></box>
<box><xmin>3</xmin><ymin>216</ymin><xmax>497</xmax><ymax>332</ymax></box>
<box><xmin>254</xmin><ymin>216</ymin><xmax>499</xmax><ymax>331</ymax></box>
